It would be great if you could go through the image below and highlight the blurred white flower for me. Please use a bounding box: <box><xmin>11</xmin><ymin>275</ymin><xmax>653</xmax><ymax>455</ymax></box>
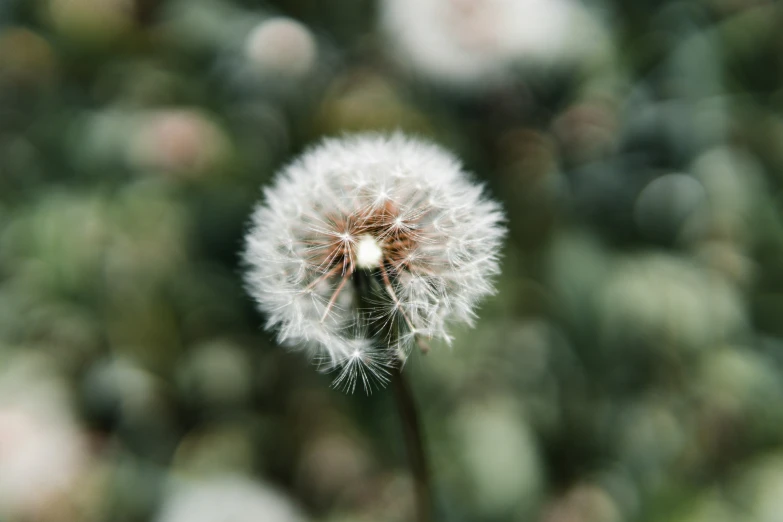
<box><xmin>244</xmin><ymin>17</ymin><xmax>317</xmax><ymax>78</ymax></box>
<box><xmin>243</xmin><ymin>133</ymin><xmax>505</xmax><ymax>391</ymax></box>
<box><xmin>128</xmin><ymin>109</ymin><xmax>229</xmax><ymax>176</ymax></box>
<box><xmin>0</xmin><ymin>355</ymin><xmax>90</xmax><ymax>520</ymax></box>
<box><xmin>380</xmin><ymin>0</ymin><xmax>610</xmax><ymax>89</ymax></box>
<box><xmin>156</xmin><ymin>475</ymin><xmax>305</xmax><ymax>522</ymax></box>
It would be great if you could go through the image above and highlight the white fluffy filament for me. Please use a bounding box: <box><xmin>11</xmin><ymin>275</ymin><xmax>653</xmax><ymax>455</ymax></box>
<box><xmin>243</xmin><ymin>133</ymin><xmax>506</xmax><ymax>392</ymax></box>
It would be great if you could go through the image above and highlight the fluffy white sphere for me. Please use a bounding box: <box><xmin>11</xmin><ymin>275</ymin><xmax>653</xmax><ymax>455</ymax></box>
<box><xmin>243</xmin><ymin>133</ymin><xmax>505</xmax><ymax>391</ymax></box>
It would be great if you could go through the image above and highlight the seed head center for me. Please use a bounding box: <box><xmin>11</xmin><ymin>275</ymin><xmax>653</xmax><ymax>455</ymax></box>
<box><xmin>355</xmin><ymin>234</ymin><xmax>383</xmax><ymax>269</ymax></box>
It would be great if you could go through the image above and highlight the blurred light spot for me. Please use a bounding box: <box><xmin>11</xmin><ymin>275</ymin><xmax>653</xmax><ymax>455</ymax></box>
<box><xmin>691</xmin><ymin>146</ymin><xmax>764</xmax><ymax>244</ymax></box>
<box><xmin>696</xmin><ymin>348</ymin><xmax>783</xmax><ymax>423</ymax></box>
<box><xmin>598</xmin><ymin>254</ymin><xmax>746</xmax><ymax>354</ymax></box>
<box><xmin>176</xmin><ymin>341</ymin><xmax>252</xmax><ymax>409</ymax></box>
<box><xmin>0</xmin><ymin>28</ymin><xmax>57</xmax><ymax>88</ymax></box>
<box><xmin>633</xmin><ymin>173</ymin><xmax>706</xmax><ymax>242</ymax></box>
<box><xmin>315</xmin><ymin>70</ymin><xmax>430</xmax><ymax>133</ymax></box>
<box><xmin>173</xmin><ymin>426</ymin><xmax>256</xmax><ymax>476</ymax></box>
<box><xmin>693</xmin><ymin>240</ymin><xmax>755</xmax><ymax>287</ymax></box>
<box><xmin>244</xmin><ymin>18</ymin><xmax>317</xmax><ymax>79</ymax></box>
<box><xmin>156</xmin><ymin>475</ymin><xmax>305</xmax><ymax>522</ymax></box>
<box><xmin>83</xmin><ymin>357</ymin><xmax>159</xmax><ymax>425</ymax></box>
<box><xmin>553</xmin><ymin>99</ymin><xmax>619</xmax><ymax>162</ymax></box>
<box><xmin>297</xmin><ymin>432</ymin><xmax>372</xmax><ymax>508</ymax></box>
<box><xmin>540</xmin><ymin>483</ymin><xmax>622</xmax><ymax>522</ymax></box>
<box><xmin>0</xmin><ymin>354</ymin><xmax>90</xmax><ymax>520</ymax></box>
<box><xmin>128</xmin><ymin>109</ymin><xmax>229</xmax><ymax>177</ymax></box>
<box><xmin>47</xmin><ymin>0</ymin><xmax>135</xmax><ymax>44</ymax></box>
<box><xmin>617</xmin><ymin>400</ymin><xmax>686</xmax><ymax>482</ymax></box>
<box><xmin>451</xmin><ymin>397</ymin><xmax>541</xmax><ymax>517</ymax></box>
<box><xmin>381</xmin><ymin>0</ymin><xmax>611</xmax><ymax>89</ymax></box>
<box><xmin>738</xmin><ymin>455</ymin><xmax>783</xmax><ymax>522</ymax></box>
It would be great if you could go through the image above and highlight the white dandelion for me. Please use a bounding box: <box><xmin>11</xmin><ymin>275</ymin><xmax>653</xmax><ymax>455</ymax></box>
<box><xmin>243</xmin><ymin>133</ymin><xmax>505</xmax><ymax>391</ymax></box>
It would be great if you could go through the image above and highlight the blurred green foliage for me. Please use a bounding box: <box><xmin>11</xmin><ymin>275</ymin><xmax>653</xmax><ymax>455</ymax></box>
<box><xmin>1</xmin><ymin>0</ymin><xmax>783</xmax><ymax>521</ymax></box>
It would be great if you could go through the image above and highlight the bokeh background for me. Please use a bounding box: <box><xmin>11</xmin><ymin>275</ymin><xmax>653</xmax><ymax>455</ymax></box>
<box><xmin>2</xmin><ymin>0</ymin><xmax>783</xmax><ymax>521</ymax></box>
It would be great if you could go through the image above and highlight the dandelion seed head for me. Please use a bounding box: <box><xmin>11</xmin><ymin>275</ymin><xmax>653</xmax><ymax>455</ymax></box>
<box><xmin>243</xmin><ymin>133</ymin><xmax>506</xmax><ymax>391</ymax></box>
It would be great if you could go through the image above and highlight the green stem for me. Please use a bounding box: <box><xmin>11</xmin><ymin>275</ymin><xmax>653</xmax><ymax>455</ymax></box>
<box><xmin>391</xmin><ymin>365</ymin><xmax>433</xmax><ymax>522</ymax></box>
<box><xmin>354</xmin><ymin>268</ymin><xmax>434</xmax><ymax>520</ymax></box>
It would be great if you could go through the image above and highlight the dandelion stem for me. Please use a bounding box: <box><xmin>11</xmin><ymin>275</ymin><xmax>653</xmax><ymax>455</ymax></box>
<box><xmin>391</xmin><ymin>365</ymin><xmax>433</xmax><ymax>522</ymax></box>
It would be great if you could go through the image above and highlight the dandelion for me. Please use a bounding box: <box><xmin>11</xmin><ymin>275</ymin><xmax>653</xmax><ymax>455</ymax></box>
<box><xmin>243</xmin><ymin>133</ymin><xmax>505</xmax><ymax>391</ymax></box>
